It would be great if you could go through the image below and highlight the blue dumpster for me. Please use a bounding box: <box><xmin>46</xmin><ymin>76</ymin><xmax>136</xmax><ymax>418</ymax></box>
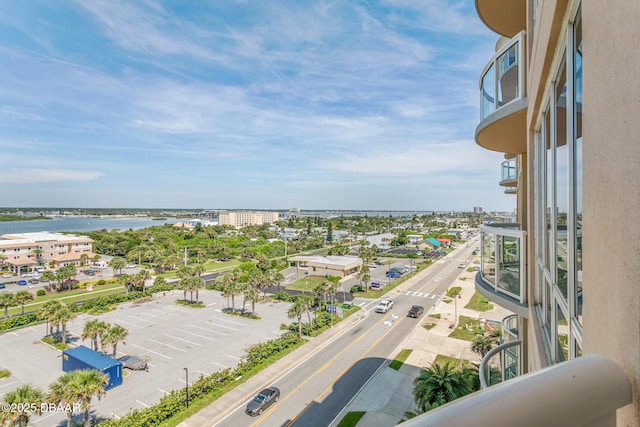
<box><xmin>62</xmin><ymin>345</ymin><xmax>123</xmax><ymax>390</ymax></box>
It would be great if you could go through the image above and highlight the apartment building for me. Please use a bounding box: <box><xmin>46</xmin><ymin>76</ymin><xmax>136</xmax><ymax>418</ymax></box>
<box><xmin>0</xmin><ymin>232</ymin><xmax>94</xmax><ymax>273</ymax></box>
<box><xmin>406</xmin><ymin>1</ymin><xmax>638</xmax><ymax>426</ymax></box>
<box><xmin>217</xmin><ymin>211</ymin><xmax>279</xmax><ymax>228</ymax></box>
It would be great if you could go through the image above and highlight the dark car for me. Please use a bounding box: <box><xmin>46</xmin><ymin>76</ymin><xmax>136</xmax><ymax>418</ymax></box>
<box><xmin>84</xmin><ymin>269</ymin><xmax>95</xmax><ymax>276</ymax></box>
<box><xmin>17</xmin><ymin>280</ymin><xmax>27</xmax><ymax>286</ymax></box>
<box><xmin>117</xmin><ymin>355</ymin><xmax>148</xmax><ymax>370</ymax></box>
<box><xmin>407</xmin><ymin>305</ymin><xmax>424</xmax><ymax>318</ymax></box>
<box><xmin>0</xmin><ymin>283</ymin><xmax>5</xmax><ymax>289</ymax></box>
<box><xmin>29</xmin><ymin>278</ymin><xmax>39</xmax><ymax>284</ymax></box>
<box><xmin>386</xmin><ymin>271</ymin><xmax>401</xmax><ymax>279</ymax></box>
<box><xmin>246</xmin><ymin>386</ymin><xmax>280</xmax><ymax>416</ymax></box>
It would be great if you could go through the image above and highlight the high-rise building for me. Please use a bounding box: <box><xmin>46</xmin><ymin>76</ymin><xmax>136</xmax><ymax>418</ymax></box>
<box><xmin>406</xmin><ymin>1</ymin><xmax>638</xmax><ymax>426</ymax></box>
<box><xmin>217</xmin><ymin>211</ymin><xmax>279</xmax><ymax>228</ymax></box>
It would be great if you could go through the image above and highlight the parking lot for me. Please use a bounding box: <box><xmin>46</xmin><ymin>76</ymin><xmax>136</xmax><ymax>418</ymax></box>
<box><xmin>0</xmin><ymin>289</ymin><xmax>293</xmax><ymax>425</ymax></box>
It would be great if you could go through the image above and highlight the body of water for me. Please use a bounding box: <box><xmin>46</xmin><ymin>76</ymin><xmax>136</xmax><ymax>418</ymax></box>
<box><xmin>0</xmin><ymin>217</ymin><xmax>180</xmax><ymax>235</ymax></box>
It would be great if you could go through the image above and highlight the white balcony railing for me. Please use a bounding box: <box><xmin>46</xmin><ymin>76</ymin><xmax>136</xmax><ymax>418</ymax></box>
<box><xmin>479</xmin><ymin>223</ymin><xmax>527</xmax><ymax>305</ymax></box>
<box><xmin>399</xmin><ymin>355</ymin><xmax>632</xmax><ymax>427</ymax></box>
<box><xmin>500</xmin><ymin>159</ymin><xmax>517</xmax><ymax>185</ymax></box>
<box><xmin>480</xmin><ymin>31</ymin><xmax>526</xmax><ymax>121</ymax></box>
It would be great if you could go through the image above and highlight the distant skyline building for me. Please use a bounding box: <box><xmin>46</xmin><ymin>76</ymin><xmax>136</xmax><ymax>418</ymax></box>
<box><xmin>217</xmin><ymin>211</ymin><xmax>279</xmax><ymax>228</ymax></box>
<box><xmin>473</xmin><ymin>206</ymin><xmax>484</xmax><ymax>214</ymax></box>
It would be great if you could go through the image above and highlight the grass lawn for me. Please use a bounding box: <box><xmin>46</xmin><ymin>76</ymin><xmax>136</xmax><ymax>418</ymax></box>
<box><xmin>448</xmin><ymin>315</ymin><xmax>484</xmax><ymax>341</ymax></box>
<box><xmin>465</xmin><ymin>291</ymin><xmax>494</xmax><ymax>312</ymax></box>
<box><xmin>285</xmin><ymin>276</ymin><xmax>328</xmax><ymax>292</ymax></box>
<box><xmin>433</xmin><ymin>354</ymin><xmax>474</xmax><ymax>370</ymax></box>
<box><xmin>389</xmin><ymin>349</ymin><xmax>412</xmax><ymax>370</ymax></box>
<box><xmin>6</xmin><ymin>282</ymin><xmax>126</xmax><ymax>316</ymax></box>
<box><xmin>337</xmin><ymin>412</ymin><xmax>366</xmax><ymax>427</ymax></box>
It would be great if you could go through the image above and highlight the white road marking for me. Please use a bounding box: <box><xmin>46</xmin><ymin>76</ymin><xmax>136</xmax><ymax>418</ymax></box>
<box><xmin>132</xmin><ymin>344</ymin><xmax>172</xmax><ymax>360</ymax></box>
<box><xmin>136</xmin><ymin>400</ymin><xmax>149</xmax><ymax>408</ymax></box>
<box><xmin>149</xmin><ymin>339</ymin><xmax>187</xmax><ymax>353</ymax></box>
<box><xmin>211</xmin><ymin>361</ymin><xmax>228</xmax><ymax>369</ymax></box>
<box><xmin>176</xmin><ymin>328</ymin><xmax>218</xmax><ymax>341</ymax></box>
<box><xmin>187</xmin><ymin>324</ymin><xmax>227</xmax><ymax>335</ymax></box>
<box><xmin>162</xmin><ymin>333</ymin><xmax>202</xmax><ymax>346</ymax></box>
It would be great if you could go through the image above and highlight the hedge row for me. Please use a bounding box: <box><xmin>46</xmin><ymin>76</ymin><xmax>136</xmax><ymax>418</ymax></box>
<box><xmin>99</xmin><ymin>332</ymin><xmax>302</xmax><ymax>426</ymax></box>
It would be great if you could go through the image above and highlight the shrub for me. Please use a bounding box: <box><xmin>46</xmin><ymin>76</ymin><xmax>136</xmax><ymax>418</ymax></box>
<box><xmin>36</xmin><ymin>289</ymin><xmax>46</xmax><ymax>297</ymax></box>
<box><xmin>97</xmin><ymin>279</ymin><xmax>106</xmax><ymax>286</ymax></box>
<box><xmin>350</xmin><ymin>285</ymin><xmax>364</xmax><ymax>293</ymax></box>
<box><xmin>0</xmin><ymin>369</ymin><xmax>10</xmax><ymax>379</ymax></box>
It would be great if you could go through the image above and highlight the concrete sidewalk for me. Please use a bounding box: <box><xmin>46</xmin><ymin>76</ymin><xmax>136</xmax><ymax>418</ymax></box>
<box><xmin>334</xmin><ymin>265</ymin><xmax>513</xmax><ymax>427</ymax></box>
<box><xmin>180</xmin><ymin>255</ymin><xmax>512</xmax><ymax>427</ymax></box>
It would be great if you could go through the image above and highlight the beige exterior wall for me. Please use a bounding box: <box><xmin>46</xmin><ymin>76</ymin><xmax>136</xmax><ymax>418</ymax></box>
<box><xmin>0</xmin><ymin>232</ymin><xmax>93</xmax><ymax>272</ymax></box>
<box><xmin>477</xmin><ymin>0</ymin><xmax>639</xmax><ymax>424</ymax></box>
<box><xmin>582</xmin><ymin>1</ymin><xmax>640</xmax><ymax>424</ymax></box>
<box><xmin>218</xmin><ymin>211</ymin><xmax>279</xmax><ymax>228</ymax></box>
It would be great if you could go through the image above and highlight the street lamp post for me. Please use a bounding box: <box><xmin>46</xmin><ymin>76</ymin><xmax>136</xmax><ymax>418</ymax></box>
<box><xmin>184</xmin><ymin>368</ymin><xmax>189</xmax><ymax>408</ymax></box>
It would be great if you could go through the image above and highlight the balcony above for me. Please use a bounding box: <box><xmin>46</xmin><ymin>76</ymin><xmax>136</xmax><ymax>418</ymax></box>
<box><xmin>475</xmin><ymin>0</ymin><xmax>526</xmax><ymax>38</ymax></box>
<box><xmin>476</xmin><ymin>32</ymin><xmax>527</xmax><ymax>155</ymax></box>
<box><xmin>477</xmin><ymin>223</ymin><xmax>528</xmax><ymax>317</ymax></box>
<box><xmin>499</xmin><ymin>160</ymin><xmax>517</xmax><ymax>187</ymax></box>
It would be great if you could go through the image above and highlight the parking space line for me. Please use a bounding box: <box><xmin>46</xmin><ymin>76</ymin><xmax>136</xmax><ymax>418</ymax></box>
<box><xmin>211</xmin><ymin>317</ymin><xmax>245</xmax><ymax>327</ymax></box>
<box><xmin>149</xmin><ymin>308</ymin><xmax>180</xmax><ymax>317</ymax></box>
<box><xmin>136</xmin><ymin>400</ymin><xmax>149</xmax><ymax>408</ymax></box>
<box><xmin>149</xmin><ymin>339</ymin><xmax>187</xmax><ymax>353</ymax></box>
<box><xmin>187</xmin><ymin>324</ymin><xmax>227</xmax><ymax>335</ymax></box>
<box><xmin>177</xmin><ymin>328</ymin><xmax>218</xmax><ymax>341</ymax></box>
<box><xmin>128</xmin><ymin>316</ymin><xmax>152</xmax><ymax>324</ymax></box>
<box><xmin>158</xmin><ymin>388</ymin><xmax>168</xmax><ymax>394</ymax></box>
<box><xmin>227</xmin><ymin>355</ymin><xmax>240</xmax><ymax>361</ymax></box>
<box><xmin>197</xmin><ymin>370</ymin><xmax>210</xmax><ymax>376</ymax></box>
<box><xmin>162</xmin><ymin>334</ymin><xmax>202</xmax><ymax>347</ymax></box>
<box><xmin>112</xmin><ymin>318</ymin><xmax>143</xmax><ymax>329</ymax></box>
<box><xmin>132</xmin><ymin>344</ymin><xmax>172</xmax><ymax>360</ymax></box>
<box><xmin>206</xmin><ymin>302</ymin><xmax>217</xmax><ymax>307</ymax></box>
<box><xmin>211</xmin><ymin>361</ymin><xmax>228</xmax><ymax>369</ymax></box>
<box><xmin>206</xmin><ymin>322</ymin><xmax>238</xmax><ymax>331</ymax></box>
<box><xmin>0</xmin><ymin>381</ymin><xmax>18</xmax><ymax>389</ymax></box>
<box><xmin>139</xmin><ymin>312</ymin><xmax>171</xmax><ymax>320</ymax></box>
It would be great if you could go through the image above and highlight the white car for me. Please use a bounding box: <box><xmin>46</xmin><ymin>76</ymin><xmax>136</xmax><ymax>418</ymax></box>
<box><xmin>1</xmin><ymin>274</ymin><xmax>11</xmax><ymax>278</ymax></box>
<box><xmin>375</xmin><ymin>300</ymin><xmax>394</xmax><ymax>313</ymax></box>
<box><xmin>125</xmin><ymin>264</ymin><xmax>138</xmax><ymax>269</ymax></box>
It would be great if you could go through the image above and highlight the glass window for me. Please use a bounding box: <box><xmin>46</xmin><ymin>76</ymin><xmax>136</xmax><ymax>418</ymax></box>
<box><xmin>556</xmin><ymin>303</ymin><xmax>568</xmax><ymax>362</ymax></box>
<box><xmin>481</xmin><ymin>63</ymin><xmax>495</xmax><ymax>120</ymax></box>
<box><xmin>574</xmin><ymin>7</ymin><xmax>583</xmax><ymax>327</ymax></box>
<box><xmin>555</xmin><ymin>56</ymin><xmax>568</xmax><ymax>301</ymax></box>
<box><xmin>545</xmin><ymin>111</ymin><xmax>553</xmax><ymax>271</ymax></box>
<box><xmin>497</xmin><ymin>235</ymin><xmax>520</xmax><ymax>298</ymax></box>
<box><xmin>498</xmin><ymin>42</ymin><xmax>519</xmax><ymax>106</ymax></box>
<box><xmin>481</xmin><ymin>232</ymin><xmax>495</xmax><ymax>285</ymax></box>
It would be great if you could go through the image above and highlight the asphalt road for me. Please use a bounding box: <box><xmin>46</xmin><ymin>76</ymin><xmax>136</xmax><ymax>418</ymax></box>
<box><xmin>216</xmin><ymin>239</ymin><xmax>481</xmax><ymax>427</ymax></box>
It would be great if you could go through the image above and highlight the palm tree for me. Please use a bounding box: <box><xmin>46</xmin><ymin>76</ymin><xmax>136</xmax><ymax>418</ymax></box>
<box><xmin>49</xmin><ymin>371</ymin><xmax>76</xmax><ymax>427</ymax></box>
<box><xmin>2</xmin><ymin>384</ymin><xmax>44</xmax><ymax>426</ymax></box>
<box><xmin>102</xmin><ymin>324</ymin><xmax>128</xmax><ymax>357</ymax></box>
<box><xmin>153</xmin><ymin>276</ymin><xmax>169</xmax><ymax>288</ymax></box>
<box><xmin>32</xmin><ymin>247</ymin><xmax>43</xmax><ymax>267</ymax></box>
<box><xmin>14</xmin><ymin>290</ymin><xmax>34</xmax><ymax>315</ymax></box>
<box><xmin>288</xmin><ymin>299</ymin><xmax>308</xmax><ymax>339</ymax></box>
<box><xmin>0</xmin><ymin>293</ymin><xmax>16</xmax><ymax>318</ymax></box>
<box><xmin>70</xmin><ymin>369</ymin><xmax>109</xmax><ymax>427</ymax></box>
<box><xmin>38</xmin><ymin>300</ymin><xmax>63</xmax><ymax>336</ymax></box>
<box><xmin>108</xmin><ymin>257</ymin><xmax>126</xmax><ymax>275</ymax></box>
<box><xmin>40</xmin><ymin>270</ymin><xmax>56</xmax><ymax>292</ymax></box>
<box><xmin>82</xmin><ymin>319</ymin><xmax>109</xmax><ymax>352</ymax></box>
<box><xmin>243</xmin><ymin>285</ymin><xmax>260</xmax><ymax>314</ymax></box>
<box><xmin>54</xmin><ymin>306</ymin><xmax>76</xmax><ymax>343</ymax></box>
<box><xmin>471</xmin><ymin>334</ymin><xmax>498</xmax><ymax>359</ymax></box>
<box><xmin>79</xmin><ymin>253</ymin><xmax>89</xmax><ymax>267</ymax></box>
<box><xmin>49</xmin><ymin>369</ymin><xmax>108</xmax><ymax>427</ymax></box>
<box><xmin>412</xmin><ymin>362</ymin><xmax>472</xmax><ymax>413</ymax></box>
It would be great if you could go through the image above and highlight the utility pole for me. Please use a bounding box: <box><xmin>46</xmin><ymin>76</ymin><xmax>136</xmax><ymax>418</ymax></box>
<box><xmin>184</xmin><ymin>368</ymin><xmax>189</xmax><ymax>408</ymax></box>
<box><xmin>183</xmin><ymin>247</ymin><xmax>188</xmax><ymax>266</ymax></box>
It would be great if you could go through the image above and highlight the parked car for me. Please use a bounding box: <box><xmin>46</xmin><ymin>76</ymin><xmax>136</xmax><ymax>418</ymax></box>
<box><xmin>407</xmin><ymin>305</ymin><xmax>424</xmax><ymax>318</ymax></box>
<box><xmin>386</xmin><ymin>271</ymin><xmax>401</xmax><ymax>279</ymax></box>
<box><xmin>125</xmin><ymin>264</ymin><xmax>137</xmax><ymax>269</ymax></box>
<box><xmin>29</xmin><ymin>278</ymin><xmax>39</xmax><ymax>284</ymax></box>
<box><xmin>17</xmin><ymin>280</ymin><xmax>27</xmax><ymax>286</ymax></box>
<box><xmin>246</xmin><ymin>386</ymin><xmax>280</xmax><ymax>416</ymax></box>
<box><xmin>1</xmin><ymin>274</ymin><xmax>11</xmax><ymax>278</ymax></box>
<box><xmin>374</xmin><ymin>261</ymin><xmax>385</xmax><ymax>266</ymax></box>
<box><xmin>0</xmin><ymin>283</ymin><xmax>5</xmax><ymax>289</ymax></box>
<box><xmin>84</xmin><ymin>269</ymin><xmax>96</xmax><ymax>276</ymax></box>
<box><xmin>367</xmin><ymin>263</ymin><xmax>377</xmax><ymax>268</ymax></box>
<box><xmin>375</xmin><ymin>300</ymin><xmax>394</xmax><ymax>313</ymax></box>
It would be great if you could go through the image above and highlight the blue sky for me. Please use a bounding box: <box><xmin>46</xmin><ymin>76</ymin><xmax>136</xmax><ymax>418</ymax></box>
<box><xmin>0</xmin><ymin>1</ymin><xmax>510</xmax><ymax>212</ymax></box>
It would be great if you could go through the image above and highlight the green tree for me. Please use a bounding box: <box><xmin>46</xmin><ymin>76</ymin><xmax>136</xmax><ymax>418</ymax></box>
<box><xmin>38</xmin><ymin>300</ymin><xmax>63</xmax><ymax>336</ymax></box>
<box><xmin>82</xmin><ymin>319</ymin><xmax>109</xmax><ymax>352</ymax></box>
<box><xmin>40</xmin><ymin>270</ymin><xmax>56</xmax><ymax>292</ymax></box>
<box><xmin>14</xmin><ymin>290</ymin><xmax>34</xmax><ymax>315</ymax></box>
<box><xmin>288</xmin><ymin>298</ymin><xmax>308</xmax><ymax>339</ymax></box>
<box><xmin>108</xmin><ymin>257</ymin><xmax>126</xmax><ymax>275</ymax></box>
<box><xmin>0</xmin><ymin>293</ymin><xmax>16</xmax><ymax>318</ymax></box>
<box><xmin>102</xmin><ymin>324</ymin><xmax>128</xmax><ymax>357</ymax></box>
<box><xmin>53</xmin><ymin>305</ymin><xmax>76</xmax><ymax>343</ymax></box>
<box><xmin>2</xmin><ymin>384</ymin><xmax>44</xmax><ymax>427</ymax></box>
<box><xmin>471</xmin><ymin>334</ymin><xmax>499</xmax><ymax>359</ymax></box>
<box><xmin>412</xmin><ymin>362</ymin><xmax>472</xmax><ymax>413</ymax></box>
<box><xmin>49</xmin><ymin>369</ymin><xmax>108</xmax><ymax>427</ymax></box>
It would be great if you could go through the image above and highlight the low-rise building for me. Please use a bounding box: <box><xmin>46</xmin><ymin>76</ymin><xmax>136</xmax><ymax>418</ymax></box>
<box><xmin>289</xmin><ymin>255</ymin><xmax>362</xmax><ymax>278</ymax></box>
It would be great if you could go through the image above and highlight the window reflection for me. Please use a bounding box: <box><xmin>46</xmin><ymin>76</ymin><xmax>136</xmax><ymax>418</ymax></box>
<box><xmin>482</xmin><ymin>232</ymin><xmax>495</xmax><ymax>285</ymax></box>
<box><xmin>556</xmin><ymin>304</ymin><xmax>568</xmax><ymax>362</ymax></box>
<box><xmin>574</xmin><ymin>8</ymin><xmax>583</xmax><ymax>327</ymax></box>
<box><xmin>481</xmin><ymin>64</ymin><xmax>495</xmax><ymax>119</ymax></box>
<box><xmin>498</xmin><ymin>42</ymin><xmax>519</xmax><ymax>106</ymax></box>
<box><xmin>497</xmin><ymin>235</ymin><xmax>520</xmax><ymax>297</ymax></box>
<box><xmin>556</xmin><ymin>56</ymin><xmax>568</xmax><ymax>301</ymax></box>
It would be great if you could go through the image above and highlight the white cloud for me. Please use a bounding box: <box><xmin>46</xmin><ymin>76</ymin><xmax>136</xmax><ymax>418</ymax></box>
<box><xmin>0</xmin><ymin>169</ymin><xmax>104</xmax><ymax>184</ymax></box>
